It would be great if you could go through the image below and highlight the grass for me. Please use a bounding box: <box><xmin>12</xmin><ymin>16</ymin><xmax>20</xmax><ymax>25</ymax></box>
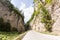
<box><xmin>14</xmin><ymin>32</ymin><xmax>27</xmax><ymax>40</ymax></box>
<box><xmin>0</xmin><ymin>31</ymin><xmax>20</xmax><ymax>40</ymax></box>
<box><xmin>14</xmin><ymin>30</ymin><xmax>30</xmax><ymax>40</ymax></box>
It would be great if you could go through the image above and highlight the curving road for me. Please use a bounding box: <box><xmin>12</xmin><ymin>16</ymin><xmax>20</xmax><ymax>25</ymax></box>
<box><xmin>22</xmin><ymin>30</ymin><xmax>60</xmax><ymax>40</ymax></box>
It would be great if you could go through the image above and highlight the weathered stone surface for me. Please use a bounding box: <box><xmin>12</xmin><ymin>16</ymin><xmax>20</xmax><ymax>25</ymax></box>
<box><xmin>0</xmin><ymin>0</ymin><xmax>25</xmax><ymax>32</ymax></box>
<box><xmin>30</xmin><ymin>13</ymin><xmax>46</xmax><ymax>32</ymax></box>
<box><xmin>46</xmin><ymin>0</ymin><xmax>60</xmax><ymax>32</ymax></box>
<box><xmin>30</xmin><ymin>0</ymin><xmax>60</xmax><ymax>33</ymax></box>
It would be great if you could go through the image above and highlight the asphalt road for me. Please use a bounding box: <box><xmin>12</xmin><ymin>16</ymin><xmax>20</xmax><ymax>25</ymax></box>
<box><xmin>22</xmin><ymin>30</ymin><xmax>60</xmax><ymax>40</ymax></box>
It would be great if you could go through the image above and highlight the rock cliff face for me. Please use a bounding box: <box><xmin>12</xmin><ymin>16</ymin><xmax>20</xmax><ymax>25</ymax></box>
<box><xmin>0</xmin><ymin>0</ymin><xmax>25</xmax><ymax>32</ymax></box>
<box><xmin>30</xmin><ymin>0</ymin><xmax>60</xmax><ymax>32</ymax></box>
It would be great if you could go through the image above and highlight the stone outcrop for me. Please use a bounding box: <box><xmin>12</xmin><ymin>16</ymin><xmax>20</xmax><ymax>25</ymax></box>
<box><xmin>30</xmin><ymin>0</ymin><xmax>60</xmax><ymax>32</ymax></box>
<box><xmin>45</xmin><ymin>0</ymin><xmax>60</xmax><ymax>32</ymax></box>
<box><xmin>30</xmin><ymin>14</ymin><xmax>46</xmax><ymax>32</ymax></box>
<box><xmin>0</xmin><ymin>0</ymin><xmax>25</xmax><ymax>32</ymax></box>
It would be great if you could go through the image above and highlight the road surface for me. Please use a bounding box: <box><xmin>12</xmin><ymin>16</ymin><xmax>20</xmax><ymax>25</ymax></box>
<box><xmin>22</xmin><ymin>30</ymin><xmax>60</xmax><ymax>40</ymax></box>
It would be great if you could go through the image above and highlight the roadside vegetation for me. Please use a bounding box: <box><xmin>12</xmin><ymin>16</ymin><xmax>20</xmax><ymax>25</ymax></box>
<box><xmin>0</xmin><ymin>31</ymin><xmax>20</xmax><ymax>40</ymax></box>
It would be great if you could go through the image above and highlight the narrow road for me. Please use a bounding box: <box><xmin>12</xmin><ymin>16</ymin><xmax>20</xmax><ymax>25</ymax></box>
<box><xmin>22</xmin><ymin>30</ymin><xmax>60</xmax><ymax>40</ymax></box>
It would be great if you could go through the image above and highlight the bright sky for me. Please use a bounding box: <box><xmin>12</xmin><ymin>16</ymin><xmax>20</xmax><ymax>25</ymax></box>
<box><xmin>11</xmin><ymin>0</ymin><xmax>34</xmax><ymax>23</ymax></box>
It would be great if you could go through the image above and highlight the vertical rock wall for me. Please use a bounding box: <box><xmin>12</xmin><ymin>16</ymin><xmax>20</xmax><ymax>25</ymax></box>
<box><xmin>0</xmin><ymin>0</ymin><xmax>25</xmax><ymax>32</ymax></box>
<box><xmin>30</xmin><ymin>0</ymin><xmax>60</xmax><ymax>32</ymax></box>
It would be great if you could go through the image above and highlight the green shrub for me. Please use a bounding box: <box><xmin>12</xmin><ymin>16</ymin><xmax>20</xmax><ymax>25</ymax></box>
<box><xmin>45</xmin><ymin>0</ymin><xmax>52</xmax><ymax>4</ymax></box>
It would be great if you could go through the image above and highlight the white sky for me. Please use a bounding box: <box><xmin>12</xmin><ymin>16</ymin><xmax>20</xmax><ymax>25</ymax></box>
<box><xmin>11</xmin><ymin>0</ymin><xmax>34</xmax><ymax>23</ymax></box>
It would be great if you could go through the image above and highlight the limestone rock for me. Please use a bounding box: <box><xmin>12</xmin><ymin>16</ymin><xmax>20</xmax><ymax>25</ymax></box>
<box><xmin>30</xmin><ymin>0</ymin><xmax>60</xmax><ymax>33</ymax></box>
<box><xmin>0</xmin><ymin>0</ymin><xmax>25</xmax><ymax>32</ymax></box>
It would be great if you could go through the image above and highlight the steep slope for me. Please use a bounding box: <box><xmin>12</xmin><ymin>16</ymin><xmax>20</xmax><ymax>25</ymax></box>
<box><xmin>0</xmin><ymin>0</ymin><xmax>25</xmax><ymax>32</ymax></box>
<box><xmin>29</xmin><ymin>0</ymin><xmax>60</xmax><ymax>33</ymax></box>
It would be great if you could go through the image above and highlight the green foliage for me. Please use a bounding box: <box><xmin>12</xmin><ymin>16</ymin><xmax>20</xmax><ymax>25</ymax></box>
<box><xmin>45</xmin><ymin>0</ymin><xmax>52</xmax><ymax>4</ymax></box>
<box><xmin>41</xmin><ymin>6</ymin><xmax>52</xmax><ymax>32</ymax></box>
<box><xmin>34</xmin><ymin>0</ymin><xmax>37</xmax><ymax>3</ymax></box>
<box><xmin>0</xmin><ymin>31</ymin><xmax>19</xmax><ymax>40</ymax></box>
<box><xmin>41</xmin><ymin>6</ymin><xmax>51</xmax><ymax>23</ymax></box>
<box><xmin>38</xmin><ymin>3</ymin><xmax>42</xmax><ymax>9</ymax></box>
